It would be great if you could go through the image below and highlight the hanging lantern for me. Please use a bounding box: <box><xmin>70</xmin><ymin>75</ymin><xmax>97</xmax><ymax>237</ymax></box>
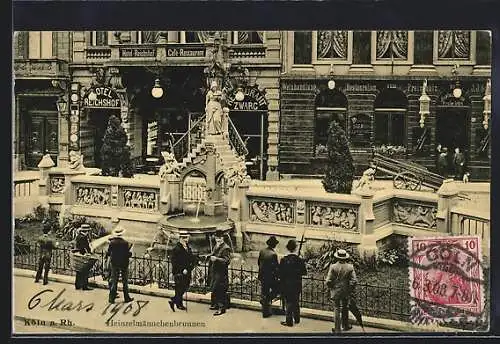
<box><xmin>419</xmin><ymin>79</ymin><xmax>430</xmax><ymax>128</ymax></box>
<box><xmin>235</xmin><ymin>87</ymin><xmax>245</xmax><ymax>102</ymax></box>
<box><xmin>483</xmin><ymin>79</ymin><xmax>491</xmax><ymax>130</ymax></box>
<box><xmin>151</xmin><ymin>78</ymin><xmax>164</xmax><ymax>99</ymax></box>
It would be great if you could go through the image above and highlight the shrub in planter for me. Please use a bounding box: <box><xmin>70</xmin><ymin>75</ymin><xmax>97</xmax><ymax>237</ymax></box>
<box><xmin>57</xmin><ymin>216</ymin><xmax>108</xmax><ymax>242</ymax></box>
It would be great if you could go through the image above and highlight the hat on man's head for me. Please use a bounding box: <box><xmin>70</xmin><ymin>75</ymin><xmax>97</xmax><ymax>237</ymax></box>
<box><xmin>112</xmin><ymin>226</ymin><xmax>126</xmax><ymax>237</ymax></box>
<box><xmin>79</xmin><ymin>224</ymin><xmax>91</xmax><ymax>232</ymax></box>
<box><xmin>334</xmin><ymin>249</ymin><xmax>350</xmax><ymax>260</ymax></box>
<box><xmin>214</xmin><ymin>230</ymin><xmax>225</xmax><ymax>238</ymax></box>
<box><xmin>266</xmin><ymin>236</ymin><xmax>279</xmax><ymax>248</ymax></box>
<box><xmin>286</xmin><ymin>239</ymin><xmax>297</xmax><ymax>252</ymax></box>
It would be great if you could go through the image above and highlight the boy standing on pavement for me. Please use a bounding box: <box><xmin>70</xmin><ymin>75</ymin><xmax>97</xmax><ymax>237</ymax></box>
<box><xmin>35</xmin><ymin>225</ymin><xmax>58</xmax><ymax>285</ymax></box>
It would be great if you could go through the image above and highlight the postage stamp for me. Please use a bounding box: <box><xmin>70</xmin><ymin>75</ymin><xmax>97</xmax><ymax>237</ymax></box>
<box><xmin>408</xmin><ymin>236</ymin><xmax>486</xmax><ymax>328</ymax></box>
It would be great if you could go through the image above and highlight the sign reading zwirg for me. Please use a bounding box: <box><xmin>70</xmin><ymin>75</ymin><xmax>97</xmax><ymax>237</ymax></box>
<box><xmin>83</xmin><ymin>86</ymin><xmax>121</xmax><ymax>109</ymax></box>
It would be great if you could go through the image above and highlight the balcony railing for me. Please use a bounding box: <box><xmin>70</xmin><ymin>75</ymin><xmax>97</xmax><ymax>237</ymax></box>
<box><xmin>229</xmin><ymin>45</ymin><xmax>266</xmax><ymax>59</ymax></box>
<box><xmin>86</xmin><ymin>46</ymin><xmax>112</xmax><ymax>60</ymax></box>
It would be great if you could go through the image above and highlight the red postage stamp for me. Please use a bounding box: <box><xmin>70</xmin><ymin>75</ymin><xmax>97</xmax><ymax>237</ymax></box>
<box><xmin>408</xmin><ymin>236</ymin><xmax>486</xmax><ymax>327</ymax></box>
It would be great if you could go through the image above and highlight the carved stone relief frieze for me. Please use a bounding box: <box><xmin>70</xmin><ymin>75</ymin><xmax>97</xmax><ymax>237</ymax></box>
<box><xmin>50</xmin><ymin>176</ymin><xmax>65</xmax><ymax>194</ymax></box>
<box><xmin>392</xmin><ymin>200</ymin><xmax>437</xmax><ymax>229</ymax></box>
<box><xmin>309</xmin><ymin>203</ymin><xmax>358</xmax><ymax>232</ymax></box>
<box><xmin>250</xmin><ymin>199</ymin><xmax>294</xmax><ymax>224</ymax></box>
<box><xmin>123</xmin><ymin>189</ymin><xmax>158</xmax><ymax>210</ymax></box>
<box><xmin>75</xmin><ymin>185</ymin><xmax>111</xmax><ymax>206</ymax></box>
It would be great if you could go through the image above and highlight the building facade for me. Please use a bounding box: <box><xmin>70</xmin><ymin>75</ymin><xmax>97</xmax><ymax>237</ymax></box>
<box><xmin>279</xmin><ymin>30</ymin><xmax>492</xmax><ymax>180</ymax></box>
<box><xmin>13</xmin><ymin>30</ymin><xmax>492</xmax><ymax>180</ymax></box>
<box><xmin>13</xmin><ymin>31</ymin><xmax>282</xmax><ymax>180</ymax></box>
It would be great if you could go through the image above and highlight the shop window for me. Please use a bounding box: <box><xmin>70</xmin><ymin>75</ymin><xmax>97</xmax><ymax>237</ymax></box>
<box><xmin>375</xmin><ymin>31</ymin><xmax>408</xmax><ymax>60</ymax></box>
<box><xmin>414</xmin><ymin>31</ymin><xmax>434</xmax><ymax>65</ymax></box>
<box><xmin>28</xmin><ymin>31</ymin><xmax>53</xmax><ymax>59</ymax></box>
<box><xmin>437</xmin><ymin>30</ymin><xmax>471</xmax><ymax>60</ymax></box>
<box><xmin>89</xmin><ymin>31</ymin><xmax>108</xmax><ymax>46</ymax></box>
<box><xmin>316</xmin><ymin>31</ymin><xmax>348</xmax><ymax>60</ymax></box>
<box><xmin>476</xmin><ymin>31</ymin><xmax>491</xmax><ymax>65</ymax></box>
<box><xmin>374</xmin><ymin>112</ymin><xmax>405</xmax><ymax>146</ymax></box>
<box><xmin>293</xmin><ymin>31</ymin><xmax>312</xmax><ymax>64</ymax></box>
<box><xmin>314</xmin><ymin>89</ymin><xmax>348</xmax><ymax>156</ymax></box>
<box><xmin>352</xmin><ymin>31</ymin><xmax>371</xmax><ymax>64</ymax></box>
<box><xmin>235</xmin><ymin>31</ymin><xmax>264</xmax><ymax>44</ymax></box>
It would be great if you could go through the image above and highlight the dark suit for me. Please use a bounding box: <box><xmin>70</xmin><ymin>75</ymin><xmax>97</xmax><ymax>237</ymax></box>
<box><xmin>74</xmin><ymin>233</ymin><xmax>91</xmax><ymax>289</ymax></box>
<box><xmin>325</xmin><ymin>261</ymin><xmax>357</xmax><ymax>332</ymax></box>
<box><xmin>35</xmin><ymin>234</ymin><xmax>56</xmax><ymax>284</ymax></box>
<box><xmin>279</xmin><ymin>253</ymin><xmax>307</xmax><ymax>326</ymax></box>
<box><xmin>258</xmin><ymin>247</ymin><xmax>279</xmax><ymax>316</ymax></box>
<box><xmin>208</xmin><ymin>242</ymin><xmax>231</xmax><ymax>311</ymax></box>
<box><xmin>453</xmin><ymin>151</ymin><xmax>465</xmax><ymax>179</ymax></box>
<box><xmin>106</xmin><ymin>236</ymin><xmax>132</xmax><ymax>302</ymax></box>
<box><xmin>170</xmin><ymin>242</ymin><xmax>196</xmax><ymax>307</ymax></box>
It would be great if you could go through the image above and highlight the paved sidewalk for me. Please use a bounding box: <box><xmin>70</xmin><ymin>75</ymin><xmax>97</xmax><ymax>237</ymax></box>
<box><xmin>13</xmin><ymin>273</ymin><xmax>393</xmax><ymax>335</ymax></box>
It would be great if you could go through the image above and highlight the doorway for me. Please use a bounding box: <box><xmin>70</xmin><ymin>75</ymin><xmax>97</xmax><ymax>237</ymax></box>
<box><xmin>88</xmin><ymin>109</ymin><xmax>120</xmax><ymax>168</ymax></box>
<box><xmin>25</xmin><ymin>111</ymin><xmax>58</xmax><ymax>168</ymax></box>
<box><xmin>436</xmin><ymin>107</ymin><xmax>469</xmax><ymax>153</ymax></box>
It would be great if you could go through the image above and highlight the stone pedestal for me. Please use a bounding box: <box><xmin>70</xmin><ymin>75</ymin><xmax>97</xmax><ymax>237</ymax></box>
<box><xmin>354</xmin><ymin>188</ymin><xmax>375</xmax><ymax>236</ymax></box>
<box><xmin>160</xmin><ymin>174</ymin><xmax>181</xmax><ymax>214</ymax></box>
<box><xmin>227</xmin><ymin>179</ymin><xmax>250</xmax><ymax>251</ymax></box>
<box><xmin>436</xmin><ymin>179</ymin><xmax>459</xmax><ymax>234</ymax></box>
<box><xmin>37</xmin><ymin>155</ymin><xmax>56</xmax><ymax>208</ymax></box>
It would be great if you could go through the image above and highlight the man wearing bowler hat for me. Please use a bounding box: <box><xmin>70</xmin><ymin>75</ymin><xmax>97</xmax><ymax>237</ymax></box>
<box><xmin>169</xmin><ymin>230</ymin><xmax>197</xmax><ymax>312</ymax></box>
<box><xmin>106</xmin><ymin>226</ymin><xmax>134</xmax><ymax>303</ymax></box>
<box><xmin>208</xmin><ymin>230</ymin><xmax>231</xmax><ymax>316</ymax></box>
<box><xmin>325</xmin><ymin>249</ymin><xmax>357</xmax><ymax>333</ymax></box>
<box><xmin>74</xmin><ymin>224</ymin><xmax>92</xmax><ymax>290</ymax></box>
<box><xmin>279</xmin><ymin>239</ymin><xmax>307</xmax><ymax>327</ymax></box>
<box><xmin>258</xmin><ymin>236</ymin><xmax>280</xmax><ymax>318</ymax></box>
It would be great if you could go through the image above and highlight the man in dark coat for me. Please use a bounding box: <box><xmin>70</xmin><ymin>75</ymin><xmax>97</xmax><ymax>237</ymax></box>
<box><xmin>74</xmin><ymin>224</ymin><xmax>92</xmax><ymax>290</ymax></box>
<box><xmin>208</xmin><ymin>230</ymin><xmax>231</xmax><ymax>316</ymax></box>
<box><xmin>258</xmin><ymin>235</ymin><xmax>280</xmax><ymax>318</ymax></box>
<box><xmin>169</xmin><ymin>231</ymin><xmax>197</xmax><ymax>311</ymax></box>
<box><xmin>35</xmin><ymin>225</ymin><xmax>58</xmax><ymax>285</ymax></box>
<box><xmin>325</xmin><ymin>249</ymin><xmax>357</xmax><ymax>333</ymax></box>
<box><xmin>279</xmin><ymin>239</ymin><xmax>307</xmax><ymax>327</ymax></box>
<box><xmin>437</xmin><ymin>147</ymin><xmax>449</xmax><ymax>177</ymax></box>
<box><xmin>453</xmin><ymin>147</ymin><xmax>465</xmax><ymax>180</ymax></box>
<box><xmin>106</xmin><ymin>226</ymin><xmax>134</xmax><ymax>303</ymax></box>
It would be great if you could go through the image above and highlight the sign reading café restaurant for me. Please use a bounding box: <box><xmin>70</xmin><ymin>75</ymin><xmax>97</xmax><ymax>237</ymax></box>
<box><xmin>83</xmin><ymin>86</ymin><xmax>121</xmax><ymax>109</ymax></box>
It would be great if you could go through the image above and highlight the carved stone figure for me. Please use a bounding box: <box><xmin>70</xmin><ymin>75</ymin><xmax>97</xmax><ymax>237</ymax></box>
<box><xmin>250</xmin><ymin>200</ymin><xmax>294</xmax><ymax>224</ymax></box>
<box><xmin>205</xmin><ymin>90</ymin><xmax>223</xmax><ymax>135</ymax></box>
<box><xmin>68</xmin><ymin>150</ymin><xmax>84</xmax><ymax>170</ymax></box>
<box><xmin>50</xmin><ymin>177</ymin><xmax>65</xmax><ymax>194</ymax></box>
<box><xmin>355</xmin><ymin>167</ymin><xmax>376</xmax><ymax>190</ymax></box>
<box><xmin>393</xmin><ymin>202</ymin><xmax>436</xmax><ymax>228</ymax></box>
<box><xmin>159</xmin><ymin>151</ymin><xmax>181</xmax><ymax>180</ymax></box>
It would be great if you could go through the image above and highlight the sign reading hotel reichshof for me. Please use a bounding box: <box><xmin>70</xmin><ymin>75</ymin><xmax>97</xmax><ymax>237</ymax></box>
<box><xmin>83</xmin><ymin>86</ymin><xmax>121</xmax><ymax>109</ymax></box>
<box><xmin>120</xmin><ymin>47</ymin><xmax>156</xmax><ymax>58</ymax></box>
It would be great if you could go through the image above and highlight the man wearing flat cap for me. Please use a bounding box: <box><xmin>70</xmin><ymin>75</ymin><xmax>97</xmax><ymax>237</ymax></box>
<box><xmin>325</xmin><ymin>249</ymin><xmax>357</xmax><ymax>333</ymax></box>
<box><xmin>279</xmin><ymin>239</ymin><xmax>307</xmax><ymax>327</ymax></box>
<box><xmin>258</xmin><ymin>236</ymin><xmax>280</xmax><ymax>318</ymax></box>
<box><xmin>208</xmin><ymin>230</ymin><xmax>231</xmax><ymax>316</ymax></box>
<box><xmin>169</xmin><ymin>231</ymin><xmax>197</xmax><ymax>312</ymax></box>
<box><xmin>106</xmin><ymin>226</ymin><xmax>134</xmax><ymax>303</ymax></box>
<box><xmin>74</xmin><ymin>224</ymin><xmax>92</xmax><ymax>290</ymax></box>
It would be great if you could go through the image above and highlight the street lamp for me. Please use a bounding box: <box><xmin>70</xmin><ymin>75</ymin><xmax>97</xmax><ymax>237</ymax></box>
<box><xmin>327</xmin><ymin>63</ymin><xmax>335</xmax><ymax>90</ymax></box>
<box><xmin>56</xmin><ymin>96</ymin><xmax>68</xmax><ymax>117</ymax></box>
<box><xmin>151</xmin><ymin>78</ymin><xmax>164</xmax><ymax>99</ymax></box>
<box><xmin>451</xmin><ymin>63</ymin><xmax>462</xmax><ymax>99</ymax></box>
<box><xmin>235</xmin><ymin>87</ymin><xmax>245</xmax><ymax>102</ymax></box>
<box><xmin>419</xmin><ymin>79</ymin><xmax>430</xmax><ymax>128</ymax></box>
<box><xmin>483</xmin><ymin>79</ymin><xmax>491</xmax><ymax>130</ymax></box>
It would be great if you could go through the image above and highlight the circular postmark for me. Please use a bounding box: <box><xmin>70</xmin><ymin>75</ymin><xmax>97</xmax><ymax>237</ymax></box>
<box><xmin>408</xmin><ymin>236</ymin><xmax>486</xmax><ymax>327</ymax></box>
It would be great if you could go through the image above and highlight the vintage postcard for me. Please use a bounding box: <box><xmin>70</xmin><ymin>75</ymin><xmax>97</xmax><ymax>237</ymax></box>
<box><xmin>12</xmin><ymin>29</ymin><xmax>491</xmax><ymax>335</ymax></box>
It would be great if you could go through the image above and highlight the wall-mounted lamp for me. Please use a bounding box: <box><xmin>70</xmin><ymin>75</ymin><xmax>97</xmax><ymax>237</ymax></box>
<box><xmin>327</xmin><ymin>63</ymin><xmax>335</xmax><ymax>90</ymax></box>
<box><xmin>235</xmin><ymin>87</ymin><xmax>245</xmax><ymax>102</ymax></box>
<box><xmin>56</xmin><ymin>96</ymin><xmax>68</xmax><ymax>117</ymax></box>
<box><xmin>451</xmin><ymin>63</ymin><xmax>462</xmax><ymax>99</ymax></box>
<box><xmin>151</xmin><ymin>78</ymin><xmax>164</xmax><ymax>99</ymax></box>
<box><xmin>419</xmin><ymin>79</ymin><xmax>430</xmax><ymax>128</ymax></box>
<box><xmin>483</xmin><ymin>79</ymin><xmax>491</xmax><ymax>130</ymax></box>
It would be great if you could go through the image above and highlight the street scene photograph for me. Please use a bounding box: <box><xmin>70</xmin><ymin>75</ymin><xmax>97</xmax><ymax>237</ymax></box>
<box><xmin>12</xmin><ymin>29</ymin><xmax>491</xmax><ymax>335</ymax></box>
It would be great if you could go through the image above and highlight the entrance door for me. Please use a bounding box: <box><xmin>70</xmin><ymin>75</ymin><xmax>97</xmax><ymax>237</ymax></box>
<box><xmin>88</xmin><ymin>110</ymin><xmax>117</xmax><ymax>168</ymax></box>
<box><xmin>436</xmin><ymin>108</ymin><xmax>469</xmax><ymax>152</ymax></box>
<box><xmin>25</xmin><ymin>112</ymin><xmax>58</xmax><ymax>168</ymax></box>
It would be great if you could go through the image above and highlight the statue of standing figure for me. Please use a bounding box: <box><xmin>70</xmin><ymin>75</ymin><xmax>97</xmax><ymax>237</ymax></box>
<box><xmin>205</xmin><ymin>81</ymin><xmax>223</xmax><ymax>135</ymax></box>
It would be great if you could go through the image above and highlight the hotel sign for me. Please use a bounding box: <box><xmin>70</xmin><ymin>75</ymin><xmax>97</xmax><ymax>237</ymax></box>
<box><xmin>119</xmin><ymin>47</ymin><xmax>156</xmax><ymax>58</ymax></box>
<box><xmin>83</xmin><ymin>86</ymin><xmax>121</xmax><ymax>109</ymax></box>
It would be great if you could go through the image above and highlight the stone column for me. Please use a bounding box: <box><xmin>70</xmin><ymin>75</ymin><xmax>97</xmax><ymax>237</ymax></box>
<box><xmin>159</xmin><ymin>174</ymin><xmax>181</xmax><ymax>214</ymax></box>
<box><xmin>354</xmin><ymin>188</ymin><xmax>377</xmax><ymax>258</ymax></box>
<box><xmin>227</xmin><ymin>179</ymin><xmax>249</xmax><ymax>252</ymax></box>
<box><xmin>436</xmin><ymin>179</ymin><xmax>459</xmax><ymax>234</ymax></box>
<box><xmin>38</xmin><ymin>154</ymin><xmax>56</xmax><ymax>208</ymax></box>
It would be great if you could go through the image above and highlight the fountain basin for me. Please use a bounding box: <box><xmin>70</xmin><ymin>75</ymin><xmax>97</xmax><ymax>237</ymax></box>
<box><xmin>160</xmin><ymin>213</ymin><xmax>234</xmax><ymax>235</ymax></box>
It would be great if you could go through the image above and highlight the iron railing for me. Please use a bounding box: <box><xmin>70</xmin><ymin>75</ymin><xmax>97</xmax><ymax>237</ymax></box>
<box><xmin>172</xmin><ymin>114</ymin><xmax>206</xmax><ymax>162</ymax></box>
<box><xmin>14</xmin><ymin>243</ymin><xmax>411</xmax><ymax>322</ymax></box>
<box><xmin>227</xmin><ymin>117</ymin><xmax>249</xmax><ymax>157</ymax></box>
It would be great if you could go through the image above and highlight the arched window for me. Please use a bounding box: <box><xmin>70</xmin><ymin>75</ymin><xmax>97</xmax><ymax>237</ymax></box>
<box><xmin>314</xmin><ymin>89</ymin><xmax>348</xmax><ymax>156</ymax></box>
<box><xmin>373</xmin><ymin>88</ymin><xmax>408</xmax><ymax>147</ymax></box>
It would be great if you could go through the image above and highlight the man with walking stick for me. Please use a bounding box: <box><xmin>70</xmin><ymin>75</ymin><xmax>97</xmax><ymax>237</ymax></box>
<box><xmin>107</xmin><ymin>226</ymin><xmax>134</xmax><ymax>304</ymax></box>
<box><xmin>325</xmin><ymin>249</ymin><xmax>357</xmax><ymax>333</ymax></box>
<box><xmin>169</xmin><ymin>230</ymin><xmax>196</xmax><ymax>312</ymax></box>
<box><xmin>258</xmin><ymin>236</ymin><xmax>280</xmax><ymax>318</ymax></box>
